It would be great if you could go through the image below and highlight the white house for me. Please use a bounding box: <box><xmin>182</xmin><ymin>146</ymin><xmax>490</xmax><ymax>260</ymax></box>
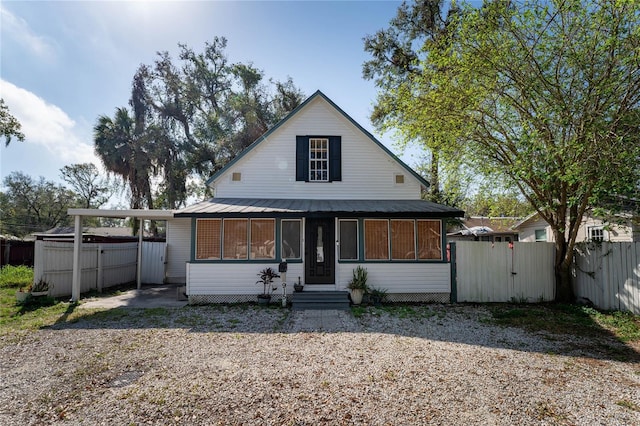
<box><xmin>67</xmin><ymin>91</ymin><xmax>463</xmax><ymax>303</ymax></box>
<box><xmin>514</xmin><ymin>212</ymin><xmax>640</xmax><ymax>243</ymax></box>
<box><xmin>172</xmin><ymin>90</ymin><xmax>463</xmax><ymax>303</ymax></box>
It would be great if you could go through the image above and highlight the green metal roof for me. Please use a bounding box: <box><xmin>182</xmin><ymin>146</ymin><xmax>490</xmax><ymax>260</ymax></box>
<box><xmin>175</xmin><ymin>198</ymin><xmax>463</xmax><ymax>218</ymax></box>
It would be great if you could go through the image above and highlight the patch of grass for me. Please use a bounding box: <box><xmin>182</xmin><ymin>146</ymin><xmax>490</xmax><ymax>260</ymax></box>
<box><xmin>616</xmin><ymin>400</ymin><xmax>640</xmax><ymax>412</ymax></box>
<box><xmin>487</xmin><ymin>303</ymin><xmax>640</xmax><ymax>345</ymax></box>
<box><xmin>0</xmin><ymin>265</ymin><xmax>33</xmax><ymax>289</ymax></box>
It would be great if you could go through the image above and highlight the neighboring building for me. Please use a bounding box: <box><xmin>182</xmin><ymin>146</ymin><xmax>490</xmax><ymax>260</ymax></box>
<box><xmin>33</xmin><ymin>227</ymin><xmax>158</xmax><ymax>243</ymax></box>
<box><xmin>171</xmin><ymin>90</ymin><xmax>464</xmax><ymax>303</ymax></box>
<box><xmin>514</xmin><ymin>212</ymin><xmax>640</xmax><ymax>243</ymax></box>
<box><xmin>447</xmin><ymin>217</ymin><xmax>521</xmax><ymax>243</ymax></box>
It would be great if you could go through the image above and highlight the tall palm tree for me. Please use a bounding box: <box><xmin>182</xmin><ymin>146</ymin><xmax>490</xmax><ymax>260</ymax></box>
<box><xmin>94</xmin><ymin>107</ymin><xmax>155</xmax><ymax>233</ymax></box>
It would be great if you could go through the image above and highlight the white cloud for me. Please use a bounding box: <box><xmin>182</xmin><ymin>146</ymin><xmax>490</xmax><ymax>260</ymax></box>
<box><xmin>0</xmin><ymin>79</ymin><xmax>98</xmax><ymax>165</ymax></box>
<box><xmin>0</xmin><ymin>6</ymin><xmax>56</xmax><ymax>60</ymax></box>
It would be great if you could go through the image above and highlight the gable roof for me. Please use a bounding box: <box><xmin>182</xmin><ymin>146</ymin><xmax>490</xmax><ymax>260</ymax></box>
<box><xmin>205</xmin><ymin>90</ymin><xmax>430</xmax><ymax>188</ymax></box>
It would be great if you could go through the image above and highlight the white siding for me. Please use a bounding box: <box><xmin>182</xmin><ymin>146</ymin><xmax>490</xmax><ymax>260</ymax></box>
<box><xmin>187</xmin><ymin>261</ymin><xmax>449</xmax><ymax>295</ymax></box>
<box><xmin>213</xmin><ymin>97</ymin><xmax>422</xmax><ymax>200</ymax></box>
<box><xmin>166</xmin><ymin>218</ymin><xmax>190</xmax><ymax>284</ymax></box>
<box><xmin>455</xmin><ymin>241</ymin><xmax>555</xmax><ymax>302</ymax></box>
<box><xmin>336</xmin><ymin>263</ymin><xmax>450</xmax><ymax>293</ymax></box>
<box><xmin>518</xmin><ymin>217</ymin><xmax>553</xmax><ymax>242</ymax></box>
<box><xmin>518</xmin><ymin>215</ymin><xmax>636</xmax><ymax>243</ymax></box>
<box><xmin>187</xmin><ymin>262</ymin><xmax>304</xmax><ymax>295</ymax></box>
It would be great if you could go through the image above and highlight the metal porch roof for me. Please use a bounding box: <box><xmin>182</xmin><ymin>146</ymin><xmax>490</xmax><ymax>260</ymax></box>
<box><xmin>174</xmin><ymin>198</ymin><xmax>464</xmax><ymax>218</ymax></box>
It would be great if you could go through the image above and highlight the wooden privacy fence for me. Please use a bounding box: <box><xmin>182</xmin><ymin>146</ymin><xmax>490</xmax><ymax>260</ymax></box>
<box><xmin>34</xmin><ymin>241</ymin><xmax>167</xmax><ymax>298</ymax></box>
<box><xmin>452</xmin><ymin>241</ymin><xmax>556</xmax><ymax>303</ymax></box>
<box><xmin>573</xmin><ymin>242</ymin><xmax>640</xmax><ymax>314</ymax></box>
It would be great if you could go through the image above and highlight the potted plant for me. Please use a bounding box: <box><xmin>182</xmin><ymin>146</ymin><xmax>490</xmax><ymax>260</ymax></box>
<box><xmin>29</xmin><ymin>279</ymin><xmax>50</xmax><ymax>297</ymax></box>
<box><xmin>369</xmin><ymin>287</ymin><xmax>388</xmax><ymax>306</ymax></box>
<box><xmin>15</xmin><ymin>287</ymin><xmax>29</xmax><ymax>304</ymax></box>
<box><xmin>293</xmin><ymin>276</ymin><xmax>304</xmax><ymax>292</ymax></box>
<box><xmin>347</xmin><ymin>266</ymin><xmax>368</xmax><ymax>305</ymax></box>
<box><xmin>256</xmin><ymin>267</ymin><xmax>280</xmax><ymax>305</ymax></box>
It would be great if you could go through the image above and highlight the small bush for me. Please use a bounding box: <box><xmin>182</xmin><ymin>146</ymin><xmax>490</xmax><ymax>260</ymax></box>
<box><xmin>0</xmin><ymin>265</ymin><xmax>34</xmax><ymax>289</ymax></box>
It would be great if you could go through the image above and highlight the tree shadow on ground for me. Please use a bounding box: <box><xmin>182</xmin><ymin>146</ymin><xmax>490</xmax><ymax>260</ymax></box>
<box><xmin>43</xmin><ymin>300</ymin><xmax>640</xmax><ymax>364</ymax></box>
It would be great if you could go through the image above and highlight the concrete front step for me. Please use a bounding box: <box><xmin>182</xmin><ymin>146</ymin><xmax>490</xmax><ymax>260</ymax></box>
<box><xmin>291</xmin><ymin>291</ymin><xmax>350</xmax><ymax>310</ymax></box>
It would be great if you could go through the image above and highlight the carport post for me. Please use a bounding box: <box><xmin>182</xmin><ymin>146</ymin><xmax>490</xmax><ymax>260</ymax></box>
<box><xmin>71</xmin><ymin>215</ymin><xmax>82</xmax><ymax>302</ymax></box>
<box><xmin>137</xmin><ymin>218</ymin><xmax>143</xmax><ymax>290</ymax></box>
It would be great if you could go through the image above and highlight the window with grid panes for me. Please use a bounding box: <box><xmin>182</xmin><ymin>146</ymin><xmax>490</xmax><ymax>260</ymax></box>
<box><xmin>364</xmin><ymin>219</ymin><xmax>389</xmax><ymax>260</ymax></box>
<box><xmin>223</xmin><ymin>219</ymin><xmax>248</xmax><ymax>259</ymax></box>
<box><xmin>196</xmin><ymin>219</ymin><xmax>221</xmax><ymax>259</ymax></box>
<box><xmin>391</xmin><ymin>219</ymin><xmax>416</xmax><ymax>260</ymax></box>
<box><xmin>309</xmin><ymin>138</ymin><xmax>329</xmax><ymax>181</ymax></box>
<box><xmin>417</xmin><ymin>220</ymin><xmax>442</xmax><ymax>260</ymax></box>
<box><xmin>250</xmin><ymin>219</ymin><xmax>275</xmax><ymax>259</ymax></box>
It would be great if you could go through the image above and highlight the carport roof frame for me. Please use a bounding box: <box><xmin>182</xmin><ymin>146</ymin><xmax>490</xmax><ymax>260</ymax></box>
<box><xmin>67</xmin><ymin>208</ymin><xmax>175</xmax><ymax>220</ymax></box>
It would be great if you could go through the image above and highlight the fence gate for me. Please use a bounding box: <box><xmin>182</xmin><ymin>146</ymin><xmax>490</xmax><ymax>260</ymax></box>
<box><xmin>141</xmin><ymin>242</ymin><xmax>166</xmax><ymax>284</ymax></box>
<box><xmin>451</xmin><ymin>241</ymin><xmax>556</xmax><ymax>303</ymax></box>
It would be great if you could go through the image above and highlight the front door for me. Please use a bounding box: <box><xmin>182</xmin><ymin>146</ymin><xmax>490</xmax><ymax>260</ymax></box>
<box><xmin>305</xmin><ymin>217</ymin><xmax>335</xmax><ymax>284</ymax></box>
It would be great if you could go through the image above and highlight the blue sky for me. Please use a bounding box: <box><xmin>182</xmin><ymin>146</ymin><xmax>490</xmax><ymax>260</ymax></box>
<box><xmin>0</xmin><ymin>0</ymin><xmax>427</xmax><ymax>207</ymax></box>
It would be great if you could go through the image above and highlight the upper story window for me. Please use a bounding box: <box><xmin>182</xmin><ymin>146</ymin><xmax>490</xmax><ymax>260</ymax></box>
<box><xmin>309</xmin><ymin>138</ymin><xmax>329</xmax><ymax>181</ymax></box>
<box><xmin>296</xmin><ymin>135</ymin><xmax>341</xmax><ymax>182</ymax></box>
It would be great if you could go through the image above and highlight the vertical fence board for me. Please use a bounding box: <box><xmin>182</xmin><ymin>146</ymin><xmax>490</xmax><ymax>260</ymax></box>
<box><xmin>455</xmin><ymin>242</ymin><xmax>555</xmax><ymax>303</ymax></box>
<box><xmin>34</xmin><ymin>241</ymin><xmax>140</xmax><ymax>298</ymax></box>
<box><xmin>574</xmin><ymin>242</ymin><xmax>640</xmax><ymax>314</ymax></box>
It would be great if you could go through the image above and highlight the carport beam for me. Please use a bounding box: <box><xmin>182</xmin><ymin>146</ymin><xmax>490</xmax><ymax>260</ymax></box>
<box><xmin>137</xmin><ymin>218</ymin><xmax>143</xmax><ymax>290</ymax></box>
<box><xmin>71</xmin><ymin>215</ymin><xmax>82</xmax><ymax>302</ymax></box>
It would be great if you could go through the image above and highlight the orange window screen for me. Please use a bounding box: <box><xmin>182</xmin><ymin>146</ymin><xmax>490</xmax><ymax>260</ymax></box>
<box><xmin>250</xmin><ymin>219</ymin><xmax>275</xmax><ymax>259</ymax></box>
<box><xmin>391</xmin><ymin>220</ymin><xmax>415</xmax><ymax>260</ymax></box>
<box><xmin>417</xmin><ymin>220</ymin><xmax>442</xmax><ymax>260</ymax></box>
<box><xmin>364</xmin><ymin>220</ymin><xmax>389</xmax><ymax>260</ymax></box>
<box><xmin>223</xmin><ymin>219</ymin><xmax>248</xmax><ymax>259</ymax></box>
<box><xmin>196</xmin><ymin>219</ymin><xmax>221</xmax><ymax>259</ymax></box>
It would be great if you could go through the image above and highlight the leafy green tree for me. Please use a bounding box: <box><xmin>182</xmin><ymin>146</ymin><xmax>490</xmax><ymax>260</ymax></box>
<box><xmin>60</xmin><ymin>163</ymin><xmax>114</xmax><ymax>209</ymax></box>
<box><xmin>363</xmin><ymin>1</ymin><xmax>461</xmax><ymax>201</ymax></box>
<box><xmin>0</xmin><ymin>99</ymin><xmax>25</xmax><ymax>146</ymax></box>
<box><xmin>0</xmin><ymin>172</ymin><xmax>76</xmax><ymax>237</ymax></box>
<box><xmin>366</xmin><ymin>0</ymin><xmax>640</xmax><ymax>301</ymax></box>
<box><xmin>98</xmin><ymin>38</ymin><xmax>304</xmax><ymax>210</ymax></box>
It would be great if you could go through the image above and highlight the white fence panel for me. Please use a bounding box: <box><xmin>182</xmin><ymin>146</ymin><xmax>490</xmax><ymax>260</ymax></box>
<box><xmin>141</xmin><ymin>242</ymin><xmax>166</xmax><ymax>284</ymax></box>
<box><xmin>574</xmin><ymin>242</ymin><xmax>640</xmax><ymax>314</ymax></box>
<box><xmin>455</xmin><ymin>242</ymin><xmax>555</xmax><ymax>303</ymax></box>
<box><xmin>34</xmin><ymin>241</ymin><xmax>138</xmax><ymax>297</ymax></box>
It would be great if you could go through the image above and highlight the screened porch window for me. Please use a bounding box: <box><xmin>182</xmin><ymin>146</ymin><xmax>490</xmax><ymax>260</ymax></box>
<box><xmin>281</xmin><ymin>219</ymin><xmax>301</xmax><ymax>259</ymax></box>
<box><xmin>223</xmin><ymin>219</ymin><xmax>248</xmax><ymax>259</ymax></box>
<box><xmin>196</xmin><ymin>219</ymin><xmax>221</xmax><ymax>259</ymax></box>
<box><xmin>364</xmin><ymin>219</ymin><xmax>389</xmax><ymax>260</ymax></box>
<box><xmin>391</xmin><ymin>219</ymin><xmax>416</xmax><ymax>260</ymax></box>
<box><xmin>361</xmin><ymin>218</ymin><xmax>442</xmax><ymax>261</ymax></box>
<box><xmin>417</xmin><ymin>220</ymin><xmax>442</xmax><ymax>260</ymax></box>
<box><xmin>250</xmin><ymin>219</ymin><xmax>275</xmax><ymax>259</ymax></box>
<box><xmin>339</xmin><ymin>219</ymin><xmax>358</xmax><ymax>260</ymax></box>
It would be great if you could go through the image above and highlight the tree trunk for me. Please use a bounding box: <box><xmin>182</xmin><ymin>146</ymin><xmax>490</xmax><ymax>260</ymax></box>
<box><xmin>429</xmin><ymin>149</ymin><xmax>440</xmax><ymax>200</ymax></box>
<box><xmin>554</xmin><ymin>237</ymin><xmax>575</xmax><ymax>302</ymax></box>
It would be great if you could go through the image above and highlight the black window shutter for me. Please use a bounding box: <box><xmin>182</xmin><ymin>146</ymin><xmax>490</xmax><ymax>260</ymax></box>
<box><xmin>329</xmin><ymin>136</ymin><xmax>342</xmax><ymax>181</ymax></box>
<box><xmin>296</xmin><ymin>136</ymin><xmax>309</xmax><ymax>181</ymax></box>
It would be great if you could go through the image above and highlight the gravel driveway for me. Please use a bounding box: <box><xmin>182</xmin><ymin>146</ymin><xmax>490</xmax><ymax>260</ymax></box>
<box><xmin>1</xmin><ymin>304</ymin><xmax>639</xmax><ymax>425</ymax></box>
